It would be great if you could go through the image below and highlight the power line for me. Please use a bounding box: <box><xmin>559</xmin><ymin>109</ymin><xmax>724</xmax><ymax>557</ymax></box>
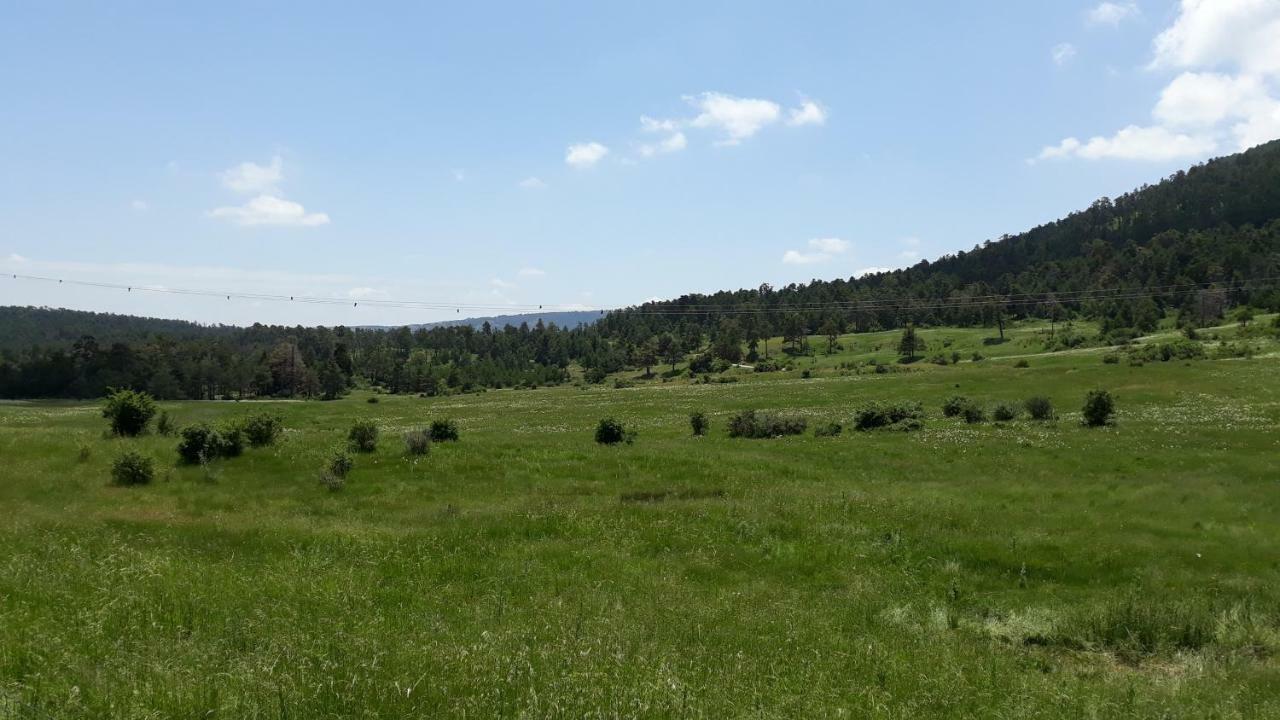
<box><xmin>7</xmin><ymin>271</ymin><xmax>1273</xmax><ymax>319</ymax></box>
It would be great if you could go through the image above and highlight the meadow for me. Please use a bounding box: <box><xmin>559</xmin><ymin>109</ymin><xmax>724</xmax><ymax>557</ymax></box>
<box><xmin>1</xmin><ymin>319</ymin><xmax>1279</xmax><ymax>718</ymax></box>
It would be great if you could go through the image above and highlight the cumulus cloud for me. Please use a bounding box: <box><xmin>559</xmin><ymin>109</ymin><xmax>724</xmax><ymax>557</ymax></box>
<box><xmin>782</xmin><ymin>237</ymin><xmax>850</xmax><ymax>265</ymax></box>
<box><xmin>687</xmin><ymin>92</ymin><xmax>782</xmax><ymax>145</ymax></box>
<box><xmin>1087</xmin><ymin>2</ymin><xmax>1139</xmax><ymax>27</ymax></box>
<box><xmin>638</xmin><ymin>131</ymin><xmax>687</xmax><ymax>157</ymax></box>
<box><xmin>787</xmin><ymin>100</ymin><xmax>827</xmax><ymax>127</ymax></box>
<box><xmin>1037</xmin><ymin>0</ymin><xmax>1280</xmax><ymax>162</ymax></box>
<box><xmin>208</xmin><ymin>195</ymin><xmax>330</xmax><ymax>227</ymax></box>
<box><xmin>518</xmin><ymin>176</ymin><xmax>548</xmax><ymax>189</ymax></box>
<box><xmin>1052</xmin><ymin>43</ymin><xmax>1078</xmax><ymax>66</ymax></box>
<box><xmin>517</xmin><ymin>267</ymin><xmax>546</xmax><ymax>277</ymax></box>
<box><xmin>565</xmin><ymin>142</ymin><xmax>609</xmax><ymax>168</ymax></box>
<box><xmin>220</xmin><ymin>156</ymin><xmax>283</xmax><ymax>194</ymax></box>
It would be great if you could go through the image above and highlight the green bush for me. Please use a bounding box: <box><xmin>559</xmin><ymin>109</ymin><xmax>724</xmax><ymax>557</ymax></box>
<box><xmin>367</xmin><ymin>396</ymin><xmax>380</xmax><ymax>404</ymax></box>
<box><xmin>177</xmin><ymin>424</ymin><xmax>221</xmax><ymax>465</ymax></box>
<box><xmin>1024</xmin><ymin>396</ymin><xmax>1055</xmax><ymax>421</ymax></box>
<box><xmin>854</xmin><ymin>402</ymin><xmax>923</xmax><ymax>432</ymax></box>
<box><xmin>156</xmin><ymin>411</ymin><xmax>176</xmax><ymax>437</ymax></box>
<box><xmin>101</xmin><ymin>388</ymin><xmax>157</xmax><ymax>437</ymax></box>
<box><xmin>992</xmin><ymin>403</ymin><xmax>1019</xmax><ymax>422</ymax></box>
<box><xmin>404</xmin><ymin>429</ymin><xmax>431</xmax><ymax>456</ymax></box>
<box><xmin>348</xmin><ymin>420</ymin><xmax>379</xmax><ymax>452</ymax></box>
<box><xmin>241</xmin><ymin>412</ymin><xmax>283</xmax><ymax>447</ymax></box>
<box><xmin>595</xmin><ymin>417</ymin><xmax>633</xmax><ymax>445</ymax></box>
<box><xmin>942</xmin><ymin>396</ymin><xmax>970</xmax><ymax>418</ymax></box>
<box><xmin>1013</xmin><ymin>359</ymin><xmax>1030</xmax><ymax>368</ymax></box>
<box><xmin>813</xmin><ymin>421</ymin><xmax>843</xmax><ymax>437</ymax></box>
<box><xmin>1082</xmin><ymin>389</ymin><xmax>1115</xmax><ymax>427</ymax></box>
<box><xmin>962</xmin><ymin>404</ymin><xmax>987</xmax><ymax>424</ymax></box>
<box><xmin>689</xmin><ymin>411</ymin><xmax>709</xmax><ymax>437</ymax></box>
<box><xmin>110</xmin><ymin>450</ymin><xmax>154</xmax><ymax>486</ymax></box>
<box><xmin>727</xmin><ymin>410</ymin><xmax>807</xmax><ymax>438</ymax></box>
<box><xmin>429</xmin><ymin>419</ymin><xmax>460</xmax><ymax>442</ymax></box>
<box><xmin>215</xmin><ymin>421</ymin><xmax>245</xmax><ymax>458</ymax></box>
<box><xmin>321</xmin><ymin>448</ymin><xmax>353</xmax><ymax>490</ymax></box>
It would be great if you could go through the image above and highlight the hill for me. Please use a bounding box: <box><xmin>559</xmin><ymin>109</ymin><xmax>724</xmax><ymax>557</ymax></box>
<box><xmin>362</xmin><ymin>310</ymin><xmax>601</xmax><ymax>332</ymax></box>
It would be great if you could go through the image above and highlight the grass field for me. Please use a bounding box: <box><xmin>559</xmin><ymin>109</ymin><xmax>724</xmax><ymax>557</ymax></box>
<box><xmin>2</xmin><ymin>320</ymin><xmax>1279</xmax><ymax>718</ymax></box>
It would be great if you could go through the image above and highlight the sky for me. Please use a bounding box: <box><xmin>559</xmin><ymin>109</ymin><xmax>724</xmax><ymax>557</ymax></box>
<box><xmin>2</xmin><ymin>1</ymin><xmax>1279</xmax><ymax>326</ymax></box>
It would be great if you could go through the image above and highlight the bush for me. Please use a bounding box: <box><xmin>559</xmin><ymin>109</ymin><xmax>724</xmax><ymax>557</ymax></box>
<box><xmin>689</xmin><ymin>411</ymin><xmax>709</xmax><ymax>437</ymax></box>
<box><xmin>242</xmin><ymin>412</ymin><xmax>283</xmax><ymax>447</ymax></box>
<box><xmin>1127</xmin><ymin>339</ymin><xmax>1205</xmax><ymax>363</ymax></box>
<box><xmin>348</xmin><ymin>420</ymin><xmax>379</xmax><ymax>452</ymax></box>
<box><xmin>367</xmin><ymin>396</ymin><xmax>380</xmax><ymax>404</ymax></box>
<box><xmin>1013</xmin><ymin>359</ymin><xmax>1030</xmax><ymax>368</ymax></box>
<box><xmin>962</xmin><ymin>404</ymin><xmax>987</xmax><ymax>424</ymax></box>
<box><xmin>687</xmin><ymin>353</ymin><xmax>715</xmax><ymax>374</ymax></box>
<box><xmin>992</xmin><ymin>402</ymin><xmax>1019</xmax><ymax>422</ymax></box>
<box><xmin>321</xmin><ymin>448</ymin><xmax>353</xmax><ymax>490</ymax></box>
<box><xmin>814</xmin><ymin>421</ymin><xmax>843</xmax><ymax>437</ymax></box>
<box><xmin>595</xmin><ymin>417</ymin><xmax>634</xmax><ymax>445</ymax></box>
<box><xmin>429</xmin><ymin>419</ymin><xmax>460</xmax><ymax>442</ymax></box>
<box><xmin>404</xmin><ymin>429</ymin><xmax>431</xmax><ymax>456</ymax></box>
<box><xmin>110</xmin><ymin>450</ymin><xmax>154</xmax><ymax>486</ymax></box>
<box><xmin>584</xmin><ymin>366</ymin><xmax>608</xmax><ymax>384</ymax></box>
<box><xmin>1024</xmin><ymin>396</ymin><xmax>1055</xmax><ymax>421</ymax></box>
<box><xmin>1102</xmin><ymin>353</ymin><xmax>1121</xmax><ymax>364</ymax></box>
<box><xmin>942</xmin><ymin>396</ymin><xmax>970</xmax><ymax>418</ymax></box>
<box><xmin>215</xmin><ymin>421</ymin><xmax>245</xmax><ymax>458</ymax></box>
<box><xmin>177</xmin><ymin>423</ymin><xmax>220</xmax><ymax>465</ymax></box>
<box><xmin>1082</xmin><ymin>389</ymin><xmax>1115</xmax><ymax>427</ymax></box>
<box><xmin>101</xmin><ymin>388</ymin><xmax>157</xmax><ymax>437</ymax></box>
<box><xmin>854</xmin><ymin>402</ymin><xmax>924</xmax><ymax>432</ymax></box>
<box><xmin>156</xmin><ymin>411</ymin><xmax>176</xmax><ymax>437</ymax></box>
<box><xmin>727</xmin><ymin>409</ymin><xmax>808</xmax><ymax>439</ymax></box>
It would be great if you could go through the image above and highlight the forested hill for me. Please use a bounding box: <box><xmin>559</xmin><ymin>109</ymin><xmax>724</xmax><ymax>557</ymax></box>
<box><xmin>0</xmin><ymin>306</ymin><xmax>236</xmax><ymax>352</ymax></box>
<box><xmin>602</xmin><ymin>139</ymin><xmax>1280</xmax><ymax>337</ymax></box>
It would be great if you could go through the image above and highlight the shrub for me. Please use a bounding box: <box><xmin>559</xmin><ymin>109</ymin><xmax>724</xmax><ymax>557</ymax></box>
<box><xmin>429</xmin><ymin>419</ymin><xmax>460</xmax><ymax>442</ymax></box>
<box><xmin>853</xmin><ymin>402</ymin><xmax>923</xmax><ymax>432</ymax></box>
<box><xmin>595</xmin><ymin>417</ymin><xmax>633</xmax><ymax>445</ymax></box>
<box><xmin>1102</xmin><ymin>353</ymin><xmax>1121</xmax><ymax>364</ymax></box>
<box><xmin>321</xmin><ymin>448</ymin><xmax>353</xmax><ymax>490</ymax></box>
<box><xmin>242</xmin><ymin>412</ymin><xmax>283</xmax><ymax>447</ymax></box>
<box><xmin>814</xmin><ymin>421</ymin><xmax>843</xmax><ymax>437</ymax></box>
<box><xmin>367</xmin><ymin>396</ymin><xmax>380</xmax><ymax>404</ymax></box>
<box><xmin>177</xmin><ymin>423</ymin><xmax>221</xmax><ymax>465</ymax></box>
<box><xmin>1127</xmin><ymin>339</ymin><xmax>1205</xmax><ymax>363</ymax></box>
<box><xmin>801</xmin><ymin>369</ymin><xmax>812</xmax><ymax>379</ymax></box>
<box><xmin>992</xmin><ymin>402</ymin><xmax>1019</xmax><ymax>422</ymax></box>
<box><xmin>689</xmin><ymin>411</ymin><xmax>709</xmax><ymax>437</ymax></box>
<box><xmin>101</xmin><ymin>388</ymin><xmax>157</xmax><ymax>437</ymax></box>
<box><xmin>584</xmin><ymin>366</ymin><xmax>608</xmax><ymax>384</ymax></box>
<box><xmin>971</xmin><ymin>352</ymin><xmax>985</xmax><ymax>362</ymax></box>
<box><xmin>76</xmin><ymin>439</ymin><xmax>92</xmax><ymax>463</ymax></box>
<box><xmin>110</xmin><ymin>450</ymin><xmax>154</xmax><ymax>486</ymax></box>
<box><xmin>215</xmin><ymin>421</ymin><xmax>245</xmax><ymax>458</ymax></box>
<box><xmin>1082</xmin><ymin>389</ymin><xmax>1115</xmax><ymax>427</ymax></box>
<box><xmin>348</xmin><ymin>420</ymin><xmax>379</xmax><ymax>452</ymax></box>
<box><xmin>942</xmin><ymin>396</ymin><xmax>970</xmax><ymax>418</ymax></box>
<box><xmin>962</xmin><ymin>404</ymin><xmax>987</xmax><ymax>424</ymax></box>
<box><xmin>156</xmin><ymin>411</ymin><xmax>176</xmax><ymax>437</ymax></box>
<box><xmin>1024</xmin><ymin>396</ymin><xmax>1055</xmax><ymax>421</ymax></box>
<box><xmin>687</xmin><ymin>353</ymin><xmax>715</xmax><ymax>374</ymax></box>
<box><xmin>404</xmin><ymin>429</ymin><xmax>431</xmax><ymax>456</ymax></box>
<box><xmin>726</xmin><ymin>409</ymin><xmax>807</xmax><ymax>439</ymax></box>
<box><xmin>1013</xmin><ymin>359</ymin><xmax>1030</xmax><ymax>368</ymax></box>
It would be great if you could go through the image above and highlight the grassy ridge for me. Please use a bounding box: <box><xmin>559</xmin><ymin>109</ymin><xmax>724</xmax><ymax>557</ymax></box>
<box><xmin>1</xmin><ymin>321</ymin><xmax>1279</xmax><ymax>718</ymax></box>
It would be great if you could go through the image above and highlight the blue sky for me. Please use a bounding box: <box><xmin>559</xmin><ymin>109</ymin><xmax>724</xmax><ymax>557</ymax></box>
<box><xmin>2</xmin><ymin>1</ymin><xmax>1278</xmax><ymax>325</ymax></box>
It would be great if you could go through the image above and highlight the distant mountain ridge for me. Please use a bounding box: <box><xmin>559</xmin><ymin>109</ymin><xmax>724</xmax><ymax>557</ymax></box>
<box><xmin>360</xmin><ymin>310</ymin><xmax>602</xmax><ymax>331</ymax></box>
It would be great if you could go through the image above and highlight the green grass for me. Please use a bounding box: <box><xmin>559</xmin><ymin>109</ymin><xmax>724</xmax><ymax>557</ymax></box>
<box><xmin>2</xmin><ymin>323</ymin><xmax>1280</xmax><ymax>717</ymax></box>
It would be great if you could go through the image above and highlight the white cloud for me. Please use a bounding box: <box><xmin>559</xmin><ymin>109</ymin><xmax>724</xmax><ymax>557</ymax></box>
<box><xmin>517</xmin><ymin>267</ymin><xmax>546</xmax><ymax>277</ymax></box>
<box><xmin>565</xmin><ymin>141</ymin><xmax>609</xmax><ymax>168</ymax></box>
<box><xmin>1152</xmin><ymin>0</ymin><xmax>1280</xmax><ymax>77</ymax></box>
<box><xmin>347</xmin><ymin>287</ymin><xmax>386</xmax><ymax>300</ymax></box>
<box><xmin>220</xmin><ymin>156</ymin><xmax>283</xmax><ymax>194</ymax></box>
<box><xmin>1087</xmin><ymin>2</ymin><xmax>1139</xmax><ymax>27</ymax></box>
<box><xmin>782</xmin><ymin>237</ymin><xmax>850</xmax><ymax>265</ymax></box>
<box><xmin>901</xmin><ymin>236</ymin><xmax>921</xmax><ymax>247</ymax></box>
<box><xmin>638</xmin><ymin>132</ymin><xmax>687</xmax><ymax>157</ymax></box>
<box><xmin>855</xmin><ymin>267</ymin><xmax>893</xmax><ymax>278</ymax></box>
<box><xmin>518</xmin><ymin>176</ymin><xmax>547</xmax><ymax>189</ymax></box>
<box><xmin>1037</xmin><ymin>125</ymin><xmax>1217</xmax><ymax>161</ymax></box>
<box><xmin>640</xmin><ymin>115</ymin><xmax>680</xmax><ymax>133</ymax></box>
<box><xmin>7</xmin><ymin>253</ymin><xmax>27</xmax><ymax>264</ymax></box>
<box><xmin>1052</xmin><ymin>43</ymin><xmax>1078</xmax><ymax>66</ymax></box>
<box><xmin>687</xmin><ymin>92</ymin><xmax>782</xmax><ymax>145</ymax></box>
<box><xmin>490</xmin><ymin>277</ymin><xmax>516</xmax><ymax>289</ymax></box>
<box><xmin>208</xmin><ymin>195</ymin><xmax>331</xmax><ymax>227</ymax></box>
<box><xmin>787</xmin><ymin>100</ymin><xmax>827</xmax><ymax>127</ymax></box>
<box><xmin>899</xmin><ymin>250</ymin><xmax>921</xmax><ymax>261</ymax></box>
<box><xmin>130</xmin><ymin>199</ymin><xmax>149</xmax><ymax>212</ymax></box>
<box><xmin>1038</xmin><ymin>0</ymin><xmax>1280</xmax><ymax>162</ymax></box>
